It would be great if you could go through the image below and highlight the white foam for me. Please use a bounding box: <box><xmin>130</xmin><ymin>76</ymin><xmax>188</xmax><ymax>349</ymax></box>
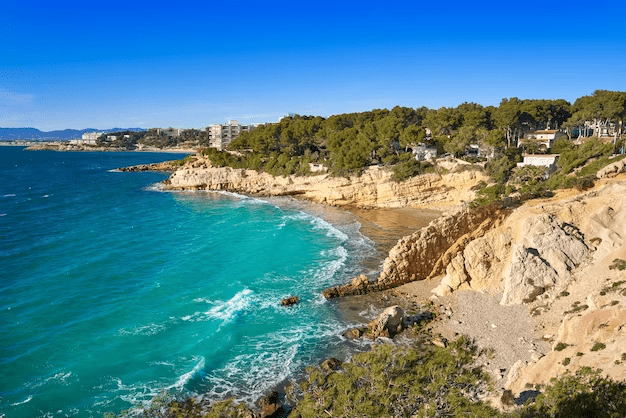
<box><xmin>283</xmin><ymin>212</ymin><xmax>349</xmax><ymax>241</ymax></box>
<box><xmin>182</xmin><ymin>289</ymin><xmax>253</xmax><ymax>325</ymax></box>
<box><xmin>3</xmin><ymin>194</ymin><xmax>16</xmax><ymax>197</ymax></box>
<box><xmin>0</xmin><ymin>213</ymin><xmax>6</xmax><ymax>217</ymax></box>
<box><xmin>118</xmin><ymin>323</ymin><xmax>167</xmax><ymax>336</ymax></box>
<box><xmin>144</xmin><ymin>182</ymin><xmax>166</xmax><ymax>192</ymax></box>
<box><xmin>168</xmin><ymin>357</ymin><xmax>205</xmax><ymax>390</ymax></box>
<box><xmin>11</xmin><ymin>395</ymin><xmax>33</xmax><ymax>406</ymax></box>
<box><xmin>206</xmin><ymin>289</ymin><xmax>253</xmax><ymax>322</ymax></box>
<box><xmin>200</xmin><ymin>319</ymin><xmax>349</xmax><ymax>405</ymax></box>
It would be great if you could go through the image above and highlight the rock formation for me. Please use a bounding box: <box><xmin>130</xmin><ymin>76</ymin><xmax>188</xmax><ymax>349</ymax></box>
<box><xmin>323</xmin><ymin>202</ymin><xmax>511</xmax><ymax>298</ymax></box>
<box><xmin>368</xmin><ymin>305</ymin><xmax>406</xmax><ymax>338</ymax></box>
<box><xmin>164</xmin><ymin>157</ymin><xmax>488</xmax><ymax>210</ymax></box>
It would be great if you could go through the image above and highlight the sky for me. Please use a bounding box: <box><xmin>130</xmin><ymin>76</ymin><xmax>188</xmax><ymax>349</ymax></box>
<box><xmin>1</xmin><ymin>0</ymin><xmax>625</xmax><ymax>131</ymax></box>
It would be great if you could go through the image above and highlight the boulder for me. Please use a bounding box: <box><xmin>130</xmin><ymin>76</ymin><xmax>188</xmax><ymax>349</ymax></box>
<box><xmin>342</xmin><ymin>327</ymin><xmax>367</xmax><ymax>339</ymax></box>
<box><xmin>368</xmin><ymin>306</ymin><xmax>406</xmax><ymax>337</ymax></box>
<box><xmin>280</xmin><ymin>296</ymin><xmax>299</xmax><ymax>307</ymax></box>
<box><xmin>258</xmin><ymin>391</ymin><xmax>281</xmax><ymax>418</ymax></box>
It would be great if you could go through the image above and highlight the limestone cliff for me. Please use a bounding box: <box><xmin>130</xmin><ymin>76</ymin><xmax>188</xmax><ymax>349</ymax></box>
<box><xmin>164</xmin><ymin>157</ymin><xmax>488</xmax><ymax>210</ymax></box>
<box><xmin>417</xmin><ymin>178</ymin><xmax>626</xmax><ymax>394</ymax></box>
<box><xmin>322</xmin><ymin>203</ymin><xmax>511</xmax><ymax>298</ymax></box>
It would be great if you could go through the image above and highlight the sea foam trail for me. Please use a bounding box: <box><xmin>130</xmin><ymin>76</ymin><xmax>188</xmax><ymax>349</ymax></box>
<box><xmin>169</xmin><ymin>357</ymin><xmax>206</xmax><ymax>391</ymax></box>
<box><xmin>182</xmin><ymin>289</ymin><xmax>254</xmax><ymax>324</ymax></box>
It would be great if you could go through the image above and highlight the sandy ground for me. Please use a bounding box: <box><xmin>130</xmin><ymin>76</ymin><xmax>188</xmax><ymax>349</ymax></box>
<box><xmin>383</xmin><ymin>278</ymin><xmax>549</xmax><ymax>389</ymax></box>
<box><xmin>345</xmin><ymin>205</ymin><xmax>441</xmax><ymax>253</ymax></box>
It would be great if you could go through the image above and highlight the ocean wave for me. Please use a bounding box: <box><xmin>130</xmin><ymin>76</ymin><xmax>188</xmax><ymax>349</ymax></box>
<box><xmin>11</xmin><ymin>395</ymin><xmax>33</xmax><ymax>406</ymax></box>
<box><xmin>199</xmin><ymin>320</ymin><xmax>349</xmax><ymax>405</ymax></box>
<box><xmin>168</xmin><ymin>357</ymin><xmax>206</xmax><ymax>391</ymax></box>
<box><xmin>118</xmin><ymin>323</ymin><xmax>167</xmax><ymax>336</ymax></box>
<box><xmin>182</xmin><ymin>289</ymin><xmax>253</xmax><ymax>325</ymax></box>
<box><xmin>283</xmin><ymin>212</ymin><xmax>349</xmax><ymax>241</ymax></box>
<box><xmin>144</xmin><ymin>183</ymin><xmax>166</xmax><ymax>192</ymax></box>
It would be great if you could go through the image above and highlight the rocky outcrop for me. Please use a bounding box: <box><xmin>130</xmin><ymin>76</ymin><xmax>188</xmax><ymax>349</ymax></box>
<box><xmin>323</xmin><ymin>203</ymin><xmax>510</xmax><ymax>298</ymax></box>
<box><xmin>280</xmin><ymin>296</ymin><xmax>299</xmax><ymax>307</ymax></box>
<box><xmin>165</xmin><ymin>157</ymin><xmax>488</xmax><ymax>209</ymax></box>
<box><xmin>433</xmin><ymin>181</ymin><xmax>626</xmax><ymax>306</ymax></box>
<box><xmin>597</xmin><ymin>159</ymin><xmax>626</xmax><ymax>178</ymax></box>
<box><xmin>433</xmin><ymin>213</ymin><xmax>590</xmax><ymax>304</ymax></box>
<box><xmin>368</xmin><ymin>306</ymin><xmax>406</xmax><ymax>338</ymax></box>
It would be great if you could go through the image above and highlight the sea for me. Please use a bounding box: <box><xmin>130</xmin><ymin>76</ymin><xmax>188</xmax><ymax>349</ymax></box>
<box><xmin>0</xmin><ymin>147</ymin><xmax>383</xmax><ymax>417</ymax></box>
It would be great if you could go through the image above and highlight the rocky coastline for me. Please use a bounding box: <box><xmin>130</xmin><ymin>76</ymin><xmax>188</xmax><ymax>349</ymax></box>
<box><xmin>23</xmin><ymin>142</ymin><xmax>197</xmax><ymax>153</ymax></box>
<box><xmin>162</xmin><ymin>155</ymin><xmax>488</xmax><ymax>210</ymax></box>
<box><xmin>124</xmin><ymin>156</ymin><xmax>626</xmax><ymax>416</ymax></box>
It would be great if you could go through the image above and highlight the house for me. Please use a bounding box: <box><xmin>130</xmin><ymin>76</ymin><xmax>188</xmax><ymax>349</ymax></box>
<box><xmin>465</xmin><ymin>144</ymin><xmax>482</xmax><ymax>158</ymax></box>
<box><xmin>516</xmin><ymin>154</ymin><xmax>559</xmax><ymax>170</ymax></box>
<box><xmin>159</xmin><ymin>128</ymin><xmax>183</xmax><ymax>137</ymax></box>
<box><xmin>520</xmin><ymin>130</ymin><xmax>566</xmax><ymax>151</ymax></box>
<box><xmin>412</xmin><ymin>143</ymin><xmax>438</xmax><ymax>161</ymax></box>
<box><xmin>308</xmin><ymin>163</ymin><xmax>328</xmax><ymax>173</ymax></box>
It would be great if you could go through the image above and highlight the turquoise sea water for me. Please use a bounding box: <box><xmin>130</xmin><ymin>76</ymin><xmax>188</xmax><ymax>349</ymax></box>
<box><xmin>0</xmin><ymin>147</ymin><xmax>379</xmax><ymax>417</ymax></box>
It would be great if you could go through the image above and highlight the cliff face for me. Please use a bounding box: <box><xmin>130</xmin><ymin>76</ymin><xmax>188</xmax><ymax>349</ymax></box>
<box><xmin>377</xmin><ymin>176</ymin><xmax>626</xmax><ymax>393</ymax></box>
<box><xmin>165</xmin><ymin>158</ymin><xmax>488</xmax><ymax>209</ymax></box>
<box><xmin>322</xmin><ymin>203</ymin><xmax>510</xmax><ymax>298</ymax></box>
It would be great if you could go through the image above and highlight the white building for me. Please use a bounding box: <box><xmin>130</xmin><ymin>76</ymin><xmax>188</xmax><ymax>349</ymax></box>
<box><xmin>521</xmin><ymin>130</ymin><xmax>566</xmax><ymax>151</ymax></box>
<box><xmin>412</xmin><ymin>143</ymin><xmax>438</xmax><ymax>161</ymax></box>
<box><xmin>158</xmin><ymin>128</ymin><xmax>182</xmax><ymax>137</ymax></box>
<box><xmin>208</xmin><ymin>120</ymin><xmax>256</xmax><ymax>150</ymax></box>
<box><xmin>517</xmin><ymin>154</ymin><xmax>559</xmax><ymax>169</ymax></box>
<box><xmin>70</xmin><ymin>131</ymin><xmax>105</xmax><ymax>145</ymax></box>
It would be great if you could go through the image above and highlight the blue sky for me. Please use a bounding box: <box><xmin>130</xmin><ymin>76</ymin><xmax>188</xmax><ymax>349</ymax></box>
<box><xmin>1</xmin><ymin>0</ymin><xmax>624</xmax><ymax>130</ymax></box>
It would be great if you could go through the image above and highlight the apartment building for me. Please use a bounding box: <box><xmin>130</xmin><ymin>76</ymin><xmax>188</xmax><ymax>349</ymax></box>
<box><xmin>207</xmin><ymin>120</ymin><xmax>256</xmax><ymax>150</ymax></box>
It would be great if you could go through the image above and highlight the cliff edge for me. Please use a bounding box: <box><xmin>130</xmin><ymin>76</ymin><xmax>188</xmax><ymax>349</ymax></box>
<box><xmin>164</xmin><ymin>156</ymin><xmax>488</xmax><ymax>210</ymax></box>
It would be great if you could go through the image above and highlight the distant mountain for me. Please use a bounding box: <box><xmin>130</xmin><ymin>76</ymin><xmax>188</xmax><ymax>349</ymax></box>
<box><xmin>0</xmin><ymin>127</ymin><xmax>146</xmax><ymax>140</ymax></box>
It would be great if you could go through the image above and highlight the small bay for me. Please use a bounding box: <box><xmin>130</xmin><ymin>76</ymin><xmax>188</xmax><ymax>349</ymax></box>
<box><xmin>0</xmin><ymin>147</ymin><xmax>380</xmax><ymax>417</ymax></box>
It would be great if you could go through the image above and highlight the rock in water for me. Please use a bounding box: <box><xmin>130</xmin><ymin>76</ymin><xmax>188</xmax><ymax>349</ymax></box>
<box><xmin>280</xmin><ymin>296</ymin><xmax>299</xmax><ymax>307</ymax></box>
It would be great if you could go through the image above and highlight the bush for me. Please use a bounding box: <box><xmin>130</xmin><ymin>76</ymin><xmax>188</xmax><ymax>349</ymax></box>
<box><xmin>515</xmin><ymin>367</ymin><xmax>626</xmax><ymax>418</ymax></box>
<box><xmin>591</xmin><ymin>342</ymin><xmax>606</xmax><ymax>352</ymax></box>
<box><xmin>555</xmin><ymin>343</ymin><xmax>568</xmax><ymax>352</ymax></box>
<box><xmin>392</xmin><ymin>159</ymin><xmax>432</xmax><ymax>182</ymax></box>
<box><xmin>288</xmin><ymin>338</ymin><xmax>501</xmax><ymax>418</ymax></box>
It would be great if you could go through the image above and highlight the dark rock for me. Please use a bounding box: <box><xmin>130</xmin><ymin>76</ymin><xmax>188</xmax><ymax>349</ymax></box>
<box><xmin>280</xmin><ymin>296</ymin><xmax>299</xmax><ymax>307</ymax></box>
<box><xmin>342</xmin><ymin>327</ymin><xmax>367</xmax><ymax>339</ymax></box>
<box><xmin>259</xmin><ymin>391</ymin><xmax>281</xmax><ymax>418</ymax></box>
<box><xmin>320</xmin><ymin>357</ymin><xmax>342</xmax><ymax>372</ymax></box>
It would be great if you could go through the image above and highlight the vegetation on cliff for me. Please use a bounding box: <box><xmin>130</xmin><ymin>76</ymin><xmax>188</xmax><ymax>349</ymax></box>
<box><xmin>102</xmin><ymin>91</ymin><xmax>625</xmax><ymax>184</ymax></box>
<box><xmin>121</xmin><ymin>341</ymin><xmax>626</xmax><ymax>417</ymax></box>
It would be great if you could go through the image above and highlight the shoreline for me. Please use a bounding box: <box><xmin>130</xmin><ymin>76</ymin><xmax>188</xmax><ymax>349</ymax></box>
<box><xmin>7</xmin><ymin>142</ymin><xmax>198</xmax><ymax>154</ymax></box>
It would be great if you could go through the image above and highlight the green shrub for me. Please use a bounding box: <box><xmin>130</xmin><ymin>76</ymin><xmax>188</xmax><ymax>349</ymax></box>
<box><xmin>555</xmin><ymin>342</ymin><xmax>568</xmax><ymax>352</ymax></box>
<box><xmin>486</xmin><ymin>155</ymin><xmax>516</xmax><ymax>183</ymax></box>
<box><xmin>591</xmin><ymin>342</ymin><xmax>606</xmax><ymax>352</ymax></box>
<box><xmin>515</xmin><ymin>367</ymin><xmax>626</xmax><ymax>418</ymax></box>
<box><xmin>392</xmin><ymin>159</ymin><xmax>433</xmax><ymax>182</ymax></box>
<box><xmin>288</xmin><ymin>338</ymin><xmax>501</xmax><ymax>417</ymax></box>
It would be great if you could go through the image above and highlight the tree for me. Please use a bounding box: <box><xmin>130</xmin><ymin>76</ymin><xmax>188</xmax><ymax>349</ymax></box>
<box><xmin>493</xmin><ymin>98</ymin><xmax>522</xmax><ymax>147</ymax></box>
